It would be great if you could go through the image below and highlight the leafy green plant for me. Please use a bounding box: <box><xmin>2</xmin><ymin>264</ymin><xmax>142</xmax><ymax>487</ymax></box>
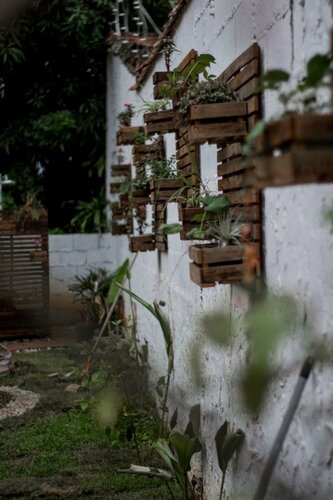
<box><xmin>148</xmin><ymin>155</ymin><xmax>177</xmax><ymax>179</ymax></box>
<box><xmin>204</xmin><ymin>211</ymin><xmax>244</xmax><ymax>247</ymax></box>
<box><xmin>117</xmin><ymin>103</ymin><xmax>134</xmax><ymax>126</ymax></box>
<box><xmin>132</xmin><ymin>131</ymin><xmax>146</xmax><ymax>145</ymax></box>
<box><xmin>158</xmin><ymin>53</ymin><xmax>216</xmax><ymax>99</ymax></box>
<box><xmin>179</xmin><ymin>78</ymin><xmax>238</xmax><ymax>116</ymax></box>
<box><xmin>69</xmin><ymin>267</ymin><xmax>116</xmax><ymax>326</ymax></box>
<box><xmin>215</xmin><ymin>421</ymin><xmax>245</xmax><ymax>500</ymax></box>
<box><xmin>140</xmin><ymin>98</ymin><xmax>170</xmax><ymax>113</ymax></box>
<box><xmin>70</xmin><ymin>189</ymin><xmax>110</xmax><ymax>233</ymax></box>
<box><xmin>117</xmin><ymin>285</ymin><xmax>174</xmax><ymax>438</ymax></box>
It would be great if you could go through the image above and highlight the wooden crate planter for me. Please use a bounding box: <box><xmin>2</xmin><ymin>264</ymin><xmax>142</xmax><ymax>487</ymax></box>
<box><xmin>144</xmin><ymin>110</ymin><xmax>176</xmax><ymax>135</ymax></box>
<box><xmin>189</xmin><ymin>244</ymin><xmax>246</xmax><ymax>287</ymax></box>
<box><xmin>252</xmin><ymin>114</ymin><xmax>333</xmax><ymax>187</ymax></box>
<box><xmin>153</xmin><ymin>203</ymin><xmax>168</xmax><ymax>252</ymax></box>
<box><xmin>111</xmin><ymin>223</ymin><xmax>128</xmax><ymax>236</ymax></box>
<box><xmin>150</xmin><ymin>178</ymin><xmax>185</xmax><ymax>203</ymax></box>
<box><xmin>129</xmin><ymin>234</ymin><xmax>155</xmax><ymax>252</ymax></box>
<box><xmin>152</xmin><ymin>71</ymin><xmax>172</xmax><ymax>99</ymax></box>
<box><xmin>187</xmin><ymin>102</ymin><xmax>248</xmax><ymax>145</ymax></box>
<box><xmin>178</xmin><ymin>206</ymin><xmax>212</xmax><ymax>241</ymax></box>
<box><xmin>111</xmin><ymin>164</ymin><xmax>132</xmax><ymax>178</ymax></box>
<box><xmin>110</xmin><ymin>182</ymin><xmax>123</xmax><ymax>194</ymax></box>
<box><xmin>130</xmin><ymin>188</ymin><xmax>150</xmax><ymax>207</ymax></box>
<box><xmin>116</xmin><ymin>126</ymin><xmax>145</xmax><ymax>145</ymax></box>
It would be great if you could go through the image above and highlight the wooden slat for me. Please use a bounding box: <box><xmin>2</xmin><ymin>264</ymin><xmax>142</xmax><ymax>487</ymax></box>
<box><xmin>226</xmin><ymin>59</ymin><xmax>259</xmax><ymax>93</ymax></box>
<box><xmin>217</xmin><ymin>158</ymin><xmax>246</xmax><ymax>177</ymax></box>
<box><xmin>188</xmin><ymin>121</ymin><xmax>247</xmax><ymax>144</ymax></box>
<box><xmin>217</xmin><ymin>142</ymin><xmax>242</xmax><ymax>162</ymax></box>
<box><xmin>189</xmin><ymin>102</ymin><xmax>247</xmax><ymax>120</ymax></box>
<box><xmin>220</xmin><ymin>43</ymin><xmax>260</xmax><ymax>83</ymax></box>
<box><xmin>223</xmin><ymin>188</ymin><xmax>259</xmax><ymax>205</ymax></box>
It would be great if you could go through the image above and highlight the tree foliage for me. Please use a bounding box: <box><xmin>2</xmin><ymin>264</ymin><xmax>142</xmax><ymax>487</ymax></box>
<box><xmin>0</xmin><ymin>0</ymin><xmax>113</xmax><ymax>229</ymax></box>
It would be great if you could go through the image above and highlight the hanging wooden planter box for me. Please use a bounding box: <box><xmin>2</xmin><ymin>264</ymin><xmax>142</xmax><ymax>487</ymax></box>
<box><xmin>130</xmin><ymin>187</ymin><xmax>150</xmax><ymax>207</ymax></box>
<box><xmin>129</xmin><ymin>234</ymin><xmax>155</xmax><ymax>252</ymax></box>
<box><xmin>189</xmin><ymin>244</ymin><xmax>246</xmax><ymax>287</ymax></box>
<box><xmin>119</xmin><ymin>194</ymin><xmax>129</xmax><ymax>209</ymax></box>
<box><xmin>111</xmin><ymin>164</ymin><xmax>132</xmax><ymax>178</ymax></box>
<box><xmin>252</xmin><ymin>114</ymin><xmax>333</xmax><ymax>187</ymax></box>
<box><xmin>186</xmin><ymin>102</ymin><xmax>248</xmax><ymax>144</ymax></box>
<box><xmin>152</xmin><ymin>71</ymin><xmax>172</xmax><ymax>99</ymax></box>
<box><xmin>150</xmin><ymin>178</ymin><xmax>185</xmax><ymax>203</ymax></box>
<box><xmin>112</xmin><ymin>224</ymin><xmax>128</xmax><ymax>236</ymax></box>
<box><xmin>144</xmin><ymin>110</ymin><xmax>176</xmax><ymax>135</ymax></box>
<box><xmin>116</xmin><ymin>127</ymin><xmax>145</xmax><ymax>145</ymax></box>
<box><xmin>178</xmin><ymin>207</ymin><xmax>204</xmax><ymax>241</ymax></box>
<box><xmin>110</xmin><ymin>182</ymin><xmax>123</xmax><ymax>194</ymax></box>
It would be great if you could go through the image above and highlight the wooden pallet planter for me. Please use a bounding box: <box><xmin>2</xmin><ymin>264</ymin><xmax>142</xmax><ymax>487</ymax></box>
<box><xmin>178</xmin><ymin>206</ymin><xmax>213</xmax><ymax>241</ymax></box>
<box><xmin>130</xmin><ymin>187</ymin><xmax>151</xmax><ymax>207</ymax></box>
<box><xmin>116</xmin><ymin>126</ymin><xmax>145</xmax><ymax>145</ymax></box>
<box><xmin>111</xmin><ymin>224</ymin><xmax>128</xmax><ymax>236</ymax></box>
<box><xmin>111</xmin><ymin>164</ymin><xmax>132</xmax><ymax>178</ymax></box>
<box><xmin>129</xmin><ymin>234</ymin><xmax>155</xmax><ymax>252</ymax></box>
<box><xmin>144</xmin><ymin>110</ymin><xmax>176</xmax><ymax>135</ymax></box>
<box><xmin>252</xmin><ymin>114</ymin><xmax>333</xmax><ymax>187</ymax></box>
<box><xmin>152</xmin><ymin>71</ymin><xmax>172</xmax><ymax>99</ymax></box>
<box><xmin>110</xmin><ymin>181</ymin><xmax>123</xmax><ymax>194</ymax></box>
<box><xmin>187</xmin><ymin>102</ymin><xmax>248</xmax><ymax>145</ymax></box>
<box><xmin>150</xmin><ymin>178</ymin><xmax>185</xmax><ymax>203</ymax></box>
<box><xmin>189</xmin><ymin>243</ymin><xmax>249</xmax><ymax>287</ymax></box>
<box><xmin>153</xmin><ymin>203</ymin><xmax>168</xmax><ymax>252</ymax></box>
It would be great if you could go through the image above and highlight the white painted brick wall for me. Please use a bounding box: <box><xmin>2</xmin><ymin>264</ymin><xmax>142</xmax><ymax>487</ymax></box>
<box><xmin>49</xmin><ymin>234</ymin><xmax>114</xmax><ymax>324</ymax></box>
<box><xmin>106</xmin><ymin>1</ymin><xmax>333</xmax><ymax>498</ymax></box>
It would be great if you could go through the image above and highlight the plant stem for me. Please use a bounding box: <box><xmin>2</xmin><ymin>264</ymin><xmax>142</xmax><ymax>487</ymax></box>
<box><xmin>159</xmin><ymin>367</ymin><xmax>171</xmax><ymax>438</ymax></box>
<box><xmin>219</xmin><ymin>471</ymin><xmax>226</xmax><ymax>500</ymax></box>
<box><xmin>132</xmin><ymin>427</ymin><xmax>143</xmax><ymax>465</ymax></box>
<box><xmin>165</xmin><ymin>481</ymin><xmax>176</xmax><ymax>500</ymax></box>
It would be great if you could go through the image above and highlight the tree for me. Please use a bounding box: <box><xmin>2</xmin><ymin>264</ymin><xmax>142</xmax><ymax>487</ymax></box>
<box><xmin>0</xmin><ymin>0</ymin><xmax>172</xmax><ymax>230</ymax></box>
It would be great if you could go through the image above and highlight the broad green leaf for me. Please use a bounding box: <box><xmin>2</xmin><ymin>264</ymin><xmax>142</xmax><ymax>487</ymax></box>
<box><xmin>107</xmin><ymin>259</ymin><xmax>129</xmax><ymax>303</ymax></box>
<box><xmin>204</xmin><ymin>195</ymin><xmax>230</xmax><ymax>214</ymax></box>
<box><xmin>305</xmin><ymin>53</ymin><xmax>331</xmax><ymax>87</ymax></box>
<box><xmin>118</xmin><ymin>284</ymin><xmax>155</xmax><ymax>316</ymax></box>
<box><xmin>159</xmin><ymin>223</ymin><xmax>183</xmax><ymax>234</ymax></box>
<box><xmin>169</xmin><ymin>432</ymin><xmax>201</xmax><ymax>480</ymax></box>
<box><xmin>259</xmin><ymin>69</ymin><xmax>290</xmax><ymax>90</ymax></box>
<box><xmin>170</xmin><ymin>408</ymin><xmax>178</xmax><ymax>430</ymax></box>
<box><xmin>215</xmin><ymin>420</ymin><xmax>229</xmax><ymax>471</ymax></box>
<box><xmin>202</xmin><ymin>312</ymin><xmax>234</xmax><ymax>346</ymax></box>
<box><xmin>187</xmin><ymin>228</ymin><xmax>207</xmax><ymax>239</ymax></box>
<box><xmin>184</xmin><ymin>404</ymin><xmax>201</xmax><ymax>438</ymax></box>
<box><xmin>154</xmin><ymin>438</ymin><xmax>178</xmax><ymax>474</ymax></box>
<box><xmin>192</xmin><ymin>213</ymin><xmax>204</xmax><ymax>222</ymax></box>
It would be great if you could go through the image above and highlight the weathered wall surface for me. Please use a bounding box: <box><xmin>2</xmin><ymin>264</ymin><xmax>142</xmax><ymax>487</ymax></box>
<box><xmin>107</xmin><ymin>1</ymin><xmax>333</xmax><ymax>498</ymax></box>
<box><xmin>49</xmin><ymin>234</ymin><xmax>114</xmax><ymax>324</ymax></box>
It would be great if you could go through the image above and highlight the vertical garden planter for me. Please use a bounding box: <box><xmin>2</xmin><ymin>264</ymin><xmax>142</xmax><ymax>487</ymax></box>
<box><xmin>116</xmin><ymin>126</ymin><xmax>145</xmax><ymax>145</ymax></box>
<box><xmin>144</xmin><ymin>110</ymin><xmax>176</xmax><ymax>135</ymax></box>
<box><xmin>111</xmin><ymin>164</ymin><xmax>132</xmax><ymax>178</ymax></box>
<box><xmin>129</xmin><ymin>234</ymin><xmax>155</xmax><ymax>252</ymax></box>
<box><xmin>189</xmin><ymin>243</ymin><xmax>259</xmax><ymax>287</ymax></box>
<box><xmin>130</xmin><ymin>188</ymin><xmax>151</xmax><ymax>207</ymax></box>
<box><xmin>252</xmin><ymin>114</ymin><xmax>333</xmax><ymax>187</ymax></box>
<box><xmin>187</xmin><ymin>102</ymin><xmax>248</xmax><ymax>144</ymax></box>
<box><xmin>149</xmin><ymin>178</ymin><xmax>185</xmax><ymax>203</ymax></box>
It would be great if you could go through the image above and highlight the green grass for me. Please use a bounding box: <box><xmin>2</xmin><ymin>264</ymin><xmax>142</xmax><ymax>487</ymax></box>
<box><xmin>0</xmin><ymin>344</ymin><xmax>181</xmax><ymax>499</ymax></box>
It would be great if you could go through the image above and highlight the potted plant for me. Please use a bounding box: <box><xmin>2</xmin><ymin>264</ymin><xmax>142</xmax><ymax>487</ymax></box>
<box><xmin>178</xmin><ymin>78</ymin><xmax>248</xmax><ymax>144</ymax></box>
<box><xmin>246</xmin><ymin>52</ymin><xmax>333</xmax><ymax>187</ymax></box>
<box><xmin>117</xmin><ymin>102</ymin><xmax>134</xmax><ymax>126</ymax></box>
<box><xmin>129</xmin><ymin>204</ymin><xmax>155</xmax><ymax>252</ymax></box>
<box><xmin>148</xmin><ymin>156</ymin><xmax>185</xmax><ymax>203</ymax></box>
<box><xmin>142</xmin><ymin>98</ymin><xmax>176</xmax><ymax>135</ymax></box>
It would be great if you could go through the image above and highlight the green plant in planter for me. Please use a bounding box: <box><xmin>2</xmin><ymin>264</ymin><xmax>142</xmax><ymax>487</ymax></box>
<box><xmin>148</xmin><ymin>155</ymin><xmax>177</xmax><ymax>179</ymax></box>
<box><xmin>132</xmin><ymin>130</ymin><xmax>146</xmax><ymax>145</ymax></box>
<box><xmin>140</xmin><ymin>97</ymin><xmax>171</xmax><ymax>113</ymax></box>
<box><xmin>203</xmin><ymin>211</ymin><xmax>244</xmax><ymax>247</ymax></box>
<box><xmin>158</xmin><ymin>53</ymin><xmax>216</xmax><ymax>99</ymax></box>
<box><xmin>179</xmin><ymin>78</ymin><xmax>238</xmax><ymax>116</ymax></box>
<box><xmin>117</xmin><ymin>102</ymin><xmax>134</xmax><ymax>126</ymax></box>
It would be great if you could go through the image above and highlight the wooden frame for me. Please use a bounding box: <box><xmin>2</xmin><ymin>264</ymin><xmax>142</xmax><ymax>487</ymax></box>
<box><xmin>111</xmin><ymin>163</ymin><xmax>132</xmax><ymax>178</ymax></box>
<box><xmin>150</xmin><ymin>178</ymin><xmax>185</xmax><ymax>203</ymax></box>
<box><xmin>144</xmin><ymin>110</ymin><xmax>176</xmax><ymax>135</ymax></box>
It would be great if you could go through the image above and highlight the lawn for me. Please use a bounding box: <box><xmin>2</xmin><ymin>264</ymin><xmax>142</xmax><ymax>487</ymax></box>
<box><xmin>0</xmin><ymin>341</ymin><xmax>180</xmax><ymax>499</ymax></box>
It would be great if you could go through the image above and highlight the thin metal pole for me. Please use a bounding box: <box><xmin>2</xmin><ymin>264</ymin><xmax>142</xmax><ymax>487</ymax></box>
<box><xmin>253</xmin><ymin>356</ymin><xmax>315</xmax><ymax>500</ymax></box>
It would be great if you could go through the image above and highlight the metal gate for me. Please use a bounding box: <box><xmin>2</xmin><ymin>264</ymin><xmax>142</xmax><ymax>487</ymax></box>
<box><xmin>0</xmin><ymin>211</ymin><xmax>49</xmax><ymax>338</ymax></box>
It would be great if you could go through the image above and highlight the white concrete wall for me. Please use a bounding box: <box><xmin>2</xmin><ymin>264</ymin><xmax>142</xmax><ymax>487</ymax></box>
<box><xmin>49</xmin><ymin>234</ymin><xmax>114</xmax><ymax>323</ymax></box>
<box><xmin>106</xmin><ymin>1</ymin><xmax>333</xmax><ymax>498</ymax></box>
